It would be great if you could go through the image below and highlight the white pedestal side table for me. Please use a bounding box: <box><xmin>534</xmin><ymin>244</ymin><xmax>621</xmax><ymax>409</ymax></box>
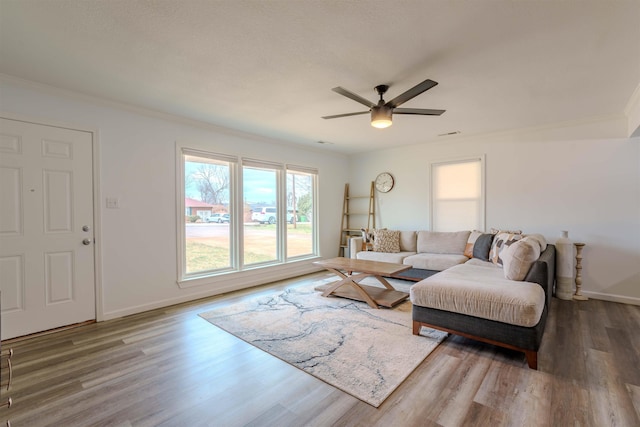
<box><xmin>573</xmin><ymin>243</ymin><xmax>588</xmax><ymax>301</ymax></box>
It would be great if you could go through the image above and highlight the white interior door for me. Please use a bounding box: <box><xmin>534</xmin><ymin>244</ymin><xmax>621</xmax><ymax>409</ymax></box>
<box><xmin>0</xmin><ymin>117</ymin><xmax>96</xmax><ymax>339</ymax></box>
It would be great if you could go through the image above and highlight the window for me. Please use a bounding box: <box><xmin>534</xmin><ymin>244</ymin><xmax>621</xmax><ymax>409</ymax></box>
<box><xmin>286</xmin><ymin>167</ymin><xmax>316</xmax><ymax>258</ymax></box>
<box><xmin>178</xmin><ymin>146</ymin><xmax>318</xmax><ymax>283</ymax></box>
<box><xmin>430</xmin><ymin>156</ymin><xmax>485</xmax><ymax>231</ymax></box>
<box><xmin>182</xmin><ymin>150</ymin><xmax>235</xmax><ymax>276</ymax></box>
<box><xmin>243</xmin><ymin>162</ymin><xmax>279</xmax><ymax>266</ymax></box>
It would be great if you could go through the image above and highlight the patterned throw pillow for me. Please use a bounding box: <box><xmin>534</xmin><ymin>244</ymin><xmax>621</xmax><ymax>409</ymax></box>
<box><xmin>490</xmin><ymin>227</ymin><xmax>523</xmax><ymax>235</ymax></box>
<box><xmin>373</xmin><ymin>229</ymin><xmax>401</xmax><ymax>253</ymax></box>
<box><xmin>490</xmin><ymin>232</ymin><xmax>523</xmax><ymax>265</ymax></box>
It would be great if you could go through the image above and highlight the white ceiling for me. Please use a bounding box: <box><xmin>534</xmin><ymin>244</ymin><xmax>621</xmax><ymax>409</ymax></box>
<box><xmin>1</xmin><ymin>0</ymin><xmax>639</xmax><ymax>154</ymax></box>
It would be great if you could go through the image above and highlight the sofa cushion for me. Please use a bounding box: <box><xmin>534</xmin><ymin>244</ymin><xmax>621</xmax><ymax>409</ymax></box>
<box><xmin>465</xmin><ymin>258</ymin><xmax>501</xmax><ymax>268</ymax></box>
<box><xmin>403</xmin><ymin>253</ymin><xmax>469</xmax><ymax>271</ymax></box>
<box><xmin>399</xmin><ymin>230</ymin><xmax>417</xmax><ymax>252</ymax></box>
<box><xmin>373</xmin><ymin>229</ymin><xmax>400</xmax><ymax>253</ymax></box>
<box><xmin>356</xmin><ymin>250</ymin><xmax>416</xmax><ymax>264</ymax></box>
<box><xmin>490</xmin><ymin>232</ymin><xmax>523</xmax><ymax>266</ymax></box>
<box><xmin>502</xmin><ymin>237</ymin><xmax>541</xmax><ymax>281</ymax></box>
<box><xmin>417</xmin><ymin>230</ymin><xmax>471</xmax><ymax>255</ymax></box>
<box><xmin>472</xmin><ymin>233</ymin><xmax>494</xmax><ymax>261</ymax></box>
<box><xmin>410</xmin><ymin>264</ymin><xmax>545</xmax><ymax>328</ymax></box>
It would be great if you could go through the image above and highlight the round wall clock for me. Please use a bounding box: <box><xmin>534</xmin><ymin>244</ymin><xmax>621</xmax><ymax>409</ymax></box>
<box><xmin>375</xmin><ymin>172</ymin><xmax>395</xmax><ymax>193</ymax></box>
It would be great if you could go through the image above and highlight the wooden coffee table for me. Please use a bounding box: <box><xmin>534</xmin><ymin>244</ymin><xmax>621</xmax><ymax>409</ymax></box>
<box><xmin>313</xmin><ymin>257</ymin><xmax>411</xmax><ymax>308</ymax></box>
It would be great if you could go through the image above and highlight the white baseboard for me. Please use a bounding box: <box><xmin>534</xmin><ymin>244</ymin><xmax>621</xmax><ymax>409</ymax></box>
<box><xmin>101</xmin><ymin>263</ymin><xmax>323</xmax><ymax>321</ymax></box>
<box><xmin>582</xmin><ymin>291</ymin><xmax>640</xmax><ymax>306</ymax></box>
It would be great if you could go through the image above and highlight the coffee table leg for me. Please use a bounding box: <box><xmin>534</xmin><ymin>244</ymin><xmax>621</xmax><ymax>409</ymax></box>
<box><xmin>320</xmin><ymin>269</ymin><xmax>379</xmax><ymax>308</ymax></box>
<box><xmin>375</xmin><ymin>275</ymin><xmax>396</xmax><ymax>290</ymax></box>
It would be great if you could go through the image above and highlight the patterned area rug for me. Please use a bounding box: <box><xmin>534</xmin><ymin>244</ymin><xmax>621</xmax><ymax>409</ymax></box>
<box><xmin>199</xmin><ymin>277</ymin><xmax>447</xmax><ymax>407</ymax></box>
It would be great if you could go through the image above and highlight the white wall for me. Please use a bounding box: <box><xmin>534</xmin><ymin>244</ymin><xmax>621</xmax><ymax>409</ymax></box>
<box><xmin>1</xmin><ymin>78</ymin><xmax>349</xmax><ymax>320</ymax></box>
<box><xmin>348</xmin><ymin>118</ymin><xmax>640</xmax><ymax>305</ymax></box>
<box><xmin>3</xmin><ymin>76</ymin><xmax>638</xmax><ymax>319</ymax></box>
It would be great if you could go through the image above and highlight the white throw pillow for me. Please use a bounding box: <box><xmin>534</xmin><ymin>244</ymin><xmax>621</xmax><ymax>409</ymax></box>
<box><xmin>502</xmin><ymin>238</ymin><xmax>541</xmax><ymax>281</ymax></box>
<box><xmin>523</xmin><ymin>233</ymin><xmax>547</xmax><ymax>252</ymax></box>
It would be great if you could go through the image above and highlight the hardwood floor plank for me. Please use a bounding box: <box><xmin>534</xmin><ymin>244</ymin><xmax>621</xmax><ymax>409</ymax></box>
<box><xmin>605</xmin><ymin>327</ymin><xmax>640</xmax><ymax>386</ymax></box>
<box><xmin>581</xmin><ymin>300</ymin><xmax>612</xmax><ymax>352</ymax></box>
<box><xmin>428</xmin><ymin>344</ymin><xmax>493</xmax><ymax>426</ymax></box>
<box><xmin>460</xmin><ymin>401</ymin><xmax>506</xmax><ymax>427</ymax></box>
<box><xmin>473</xmin><ymin>360</ymin><xmax>553</xmax><ymax>426</ymax></box>
<box><xmin>549</xmin><ymin>376</ymin><xmax>592</xmax><ymax>426</ymax></box>
<box><xmin>627</xmin><ymin>383</ymin><xmax>640</xmax><ymax>421</ymax></box>
<box><xmin>586</xmin><ymin>348</ymin><xmax>640</xmax><ymax>427</ymax></box>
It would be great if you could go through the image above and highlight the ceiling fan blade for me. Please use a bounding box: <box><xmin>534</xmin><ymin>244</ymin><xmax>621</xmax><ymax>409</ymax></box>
<box><xmin>322</xmin><ymin>111</ymin><xmax>370</xmax><ymax>119</ymax></box>
<box><xmin>385</xmin><ymin>79</ymin><xmax>438</xmax><ymax>108</ymax></box>
<box><xmin>332</xmin><ymin>87</ymin><xmax>376</xmax><ymax>108</ymax></box>
<box><xmin>393</xmin><ymin>108</ymin><xmax>446</xmax><ymax>116</ymax></box>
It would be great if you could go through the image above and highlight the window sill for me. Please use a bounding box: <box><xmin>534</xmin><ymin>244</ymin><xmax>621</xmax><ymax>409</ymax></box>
<box><xmin>177</xmin><ymin>256</ymin><xmax>322</xmax><ymax>290</ymax></box>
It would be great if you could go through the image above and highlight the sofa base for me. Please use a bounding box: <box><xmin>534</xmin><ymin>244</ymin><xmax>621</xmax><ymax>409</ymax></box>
<box><xmin>412</xmin><ymin>304</ymin><xmax>548</xmax><ymax>370</ymax></box>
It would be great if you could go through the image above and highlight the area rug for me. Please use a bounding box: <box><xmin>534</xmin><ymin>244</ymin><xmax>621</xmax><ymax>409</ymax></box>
<box><xmin>198</xmin><ymin>277</ymin><xmax>447</xmax><ymax>407</ymax></box>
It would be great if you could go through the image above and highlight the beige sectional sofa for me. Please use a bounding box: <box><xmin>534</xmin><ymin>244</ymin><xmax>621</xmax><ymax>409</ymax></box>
<box><xmin>349</xmin><ymin>229</ymin><xmax>555</xmax><ymax>369</ymax></box>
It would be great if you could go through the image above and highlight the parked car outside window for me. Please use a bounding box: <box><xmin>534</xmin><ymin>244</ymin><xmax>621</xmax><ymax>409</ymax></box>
<box><xmin>206</xmin><ymin>213</ymin><xmax>230</xmax><ymax>223</ymax></box>
<box><xmin>251</xmin><ymin>207</ymin><xmax>294</xmax><ymax>224</ymax></box>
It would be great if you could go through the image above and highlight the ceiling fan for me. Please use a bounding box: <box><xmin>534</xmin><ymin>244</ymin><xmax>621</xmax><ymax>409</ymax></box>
<box><xmin>322</xmin><ymin>79</ymin><xmax>445</xmax><ymax>129</ymax></box>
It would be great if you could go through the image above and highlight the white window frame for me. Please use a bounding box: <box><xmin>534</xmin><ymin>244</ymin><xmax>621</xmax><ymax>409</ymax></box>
<box><xmin>429</xmin><ymin>155</ymin><xmax>485</xmax><ymax>232</ymax></box>
<box><xmin>176</xmin><ymin>145</ymin><xmax>319</xmax><ymax>285</ymax></box>
<box><xmin>241</xmin><ymin>158</ymin><xmax>285</xmax><ymax>267</ymax></box>
<box><xmin>177</xmin><ymin>148</ymin><xmax>238</xmax><ymax>280</ymax></box>
<box><xmin>286</xmin><ymin>165</ymin><xmax>319</xmax><ymax>260</ymax></box>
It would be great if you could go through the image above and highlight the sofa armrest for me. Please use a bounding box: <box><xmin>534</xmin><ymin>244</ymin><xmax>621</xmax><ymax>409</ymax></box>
<box><xmin>524</xmin><ymin>244</ymin><xmax>555</xmax><ymax>307</ymax></box>
<box><xmin>349</xmin><ymin>237</ymin><xmax>363</xmax><ymax>259</ymax></box>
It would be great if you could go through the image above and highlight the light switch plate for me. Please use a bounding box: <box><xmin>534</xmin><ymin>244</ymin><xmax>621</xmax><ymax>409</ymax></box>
<box><xmin>106</xmin><ymin>197</ymin><xmax>120</xmax><ymax>209</ymax></box>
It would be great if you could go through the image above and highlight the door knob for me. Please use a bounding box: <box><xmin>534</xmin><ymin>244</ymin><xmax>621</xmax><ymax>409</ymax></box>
<box><xmin>82</xmin><ymin>238</ymin><xmax>92</xmax><ymax>245</ymax></box>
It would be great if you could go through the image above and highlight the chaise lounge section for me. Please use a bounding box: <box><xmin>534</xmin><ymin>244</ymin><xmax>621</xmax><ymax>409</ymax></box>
<box><xmin>411</xmin><ymin>244</ymin><xmax>555</xmax><ymax>369</ymax></box>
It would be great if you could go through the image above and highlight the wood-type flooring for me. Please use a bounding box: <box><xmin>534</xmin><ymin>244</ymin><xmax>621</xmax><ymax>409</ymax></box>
<box><xmin>2</xmin><ymin>272</ymin><xmax>639</xmax><ymax>426</ymax></box>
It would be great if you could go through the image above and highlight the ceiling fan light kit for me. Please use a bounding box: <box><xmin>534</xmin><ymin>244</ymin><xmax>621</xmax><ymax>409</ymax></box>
<box><xmin>323</xmin><ymin>79</ymin><xmax>445</xmax><ymax>129</ymax></box>
<box><xmin>371</xmin><ymin>106</ymin><xmax>393</xmax><ymax>128</ymax></box>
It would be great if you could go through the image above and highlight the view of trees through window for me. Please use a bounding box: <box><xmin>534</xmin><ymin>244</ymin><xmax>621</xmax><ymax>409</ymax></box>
<box><xmin>181</xmin><ymin>150</ymin><xmax>316</xmax><ymax>279</ymax></box>
<box><xmin>287</xmin><ymin>171</ymin><xmax>314</xmax><ymax>258</ymax></box>
<box><xmin>184</xmin><ymin>155</ymin><xmax>232</xmax><ymax>274</ymax></box>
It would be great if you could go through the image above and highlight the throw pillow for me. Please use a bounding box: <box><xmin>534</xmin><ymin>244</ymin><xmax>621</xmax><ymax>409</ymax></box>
<box><xmin>472</xmin><ymin>233</ymin><xmax>495</xmax><ymax>261</ymax></box>
<box><xmin>490</xmin><ymin>227</ymin><xmax>523</xmax><ymax>235</ymax></box>
<box><xmin>464</xmin><ymin>230</ymin><xmax>484</xmax><ymax>258</ymax></box>
<box><xmin>360</xmin><ymin>228</ymin><xmax>374</xmax><ymax>243</ymax></box>
<box><xmin>490</xmin><ymin>232</ymin><xmax>523</xmax><ymax>265</ymax></box>
<box><xmin>502</xmin><ymin>238</ymin><xmax>541</xmax><ymax>281</ymax></box>
<box><xmin>524</xmin><ymin>233</ymin><xmax>547</xmax><ymax>252</ymax></box>
<box><xmin>373</xmin><ymin>229</ymin><xmax>400</xmax><ymax>253</ymax></box>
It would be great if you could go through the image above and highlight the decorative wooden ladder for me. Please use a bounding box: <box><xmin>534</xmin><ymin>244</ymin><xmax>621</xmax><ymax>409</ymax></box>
<box><xmin>339</xmin><ymin>182</ymin><xmax>375</xmax><ymax>257</ymax></box>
